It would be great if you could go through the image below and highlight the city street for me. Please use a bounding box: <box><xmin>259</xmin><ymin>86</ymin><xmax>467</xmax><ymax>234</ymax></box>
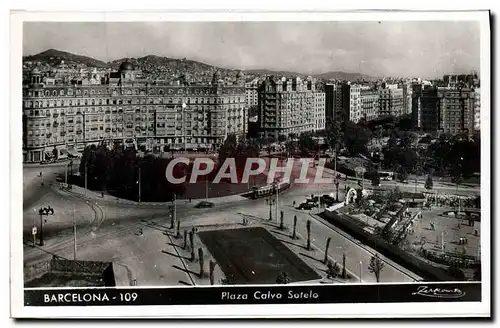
<box><xmin>22</xmin><ymin>160</ymin><xmax>451</xmax><ymax>286</ymax></box>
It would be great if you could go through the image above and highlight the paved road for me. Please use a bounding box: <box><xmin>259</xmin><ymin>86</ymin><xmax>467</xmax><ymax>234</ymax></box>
<box><xmin>23</xmin><ymin>162</ymin><xmax>479</xmax><ymax>285</ymax></box>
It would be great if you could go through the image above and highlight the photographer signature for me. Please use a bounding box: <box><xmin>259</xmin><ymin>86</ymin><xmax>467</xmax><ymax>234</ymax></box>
<box><xmin>412</xmin><ymin>286</ymin><xmax>466</xmax><ymax>299</ymax></box>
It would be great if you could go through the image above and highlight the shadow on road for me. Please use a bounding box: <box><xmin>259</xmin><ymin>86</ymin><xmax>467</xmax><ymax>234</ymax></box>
<box><xmin>269</xmin><ymin>229</ymin><xmax>293</xmax><ymax>240</ymax></box>
<box><xmin>299</xmin><ymin>252</ymin><xmax>325</xmax><ymax>264</ymax></box>
<box><xmin>275</xmin><ymin>237</ymin><xmax>308</xmax><ymax>251</ymax></box>
<box><xmin>161</xmin><ymin>250</ymin><xmax>191</xmax><ymax>261</ymax></box>
<box><xmin>172</xmin><ymin>264</ymin><xmax>199</xmax><ymax>278</ymax></box>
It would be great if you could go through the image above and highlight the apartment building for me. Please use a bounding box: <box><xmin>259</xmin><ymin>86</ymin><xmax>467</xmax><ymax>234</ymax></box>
<box><xmin>22</xmin><ymin>62</ymin><xmax>247</xmax><ymax>163</ymax></box>
<box><xmin>257</xmin><ymin>76</ymin><xmax>316</xmax><ymax>139</ymax></box>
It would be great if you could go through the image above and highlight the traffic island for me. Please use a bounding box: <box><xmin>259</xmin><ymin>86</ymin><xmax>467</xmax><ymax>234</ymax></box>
<box><xmin>197</xmin><ymin>227</ymin><xmax>321</xmax><ymax>285</ymax></box>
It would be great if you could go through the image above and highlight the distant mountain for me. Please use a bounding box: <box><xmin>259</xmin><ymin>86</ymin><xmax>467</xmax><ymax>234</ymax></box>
<box><xmin>243</xmin><ymin>68</ymin><xmax>305</xmax><ymax>77</ymax></box>
<box><xmin>23</xmin><ymin>49</ymin><xmax>375</xmax><ymax>82</ymax></box>
<box><xmin>23</xmin><ymin>49</ymin><xmax>107</xmax><ymax>68</ymax></box>
<box><xmin>314</xmin><ymin>71</ymin><xmax>376</xmax><ymax>81</ymax></box>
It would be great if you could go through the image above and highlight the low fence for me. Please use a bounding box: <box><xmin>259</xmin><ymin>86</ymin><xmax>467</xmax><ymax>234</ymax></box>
<box><xmin>24</xmin><ymin>256</ymin><xmax>116</xmax><ymax>287</ymax></box>
<box><xmin>320</xmin><ymin>211</ymin><xmax>459</xmax><ymax>281</ymax></box>
<box><xmin>24</xmin><ymin>260</ymin><xmax>51</xmax><ymax>282</ymax></box>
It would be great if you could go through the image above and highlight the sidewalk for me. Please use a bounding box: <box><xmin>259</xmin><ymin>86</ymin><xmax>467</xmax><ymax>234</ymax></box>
<box><xmin>59</xmin><ymin>183</ymin><xmax>248</xmax><ymax>208</ymax></box>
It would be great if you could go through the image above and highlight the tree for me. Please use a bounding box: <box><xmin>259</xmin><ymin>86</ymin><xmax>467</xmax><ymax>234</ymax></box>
<box><xmin>425</xmin><ymin>175</ymin><xmax>433</xmax><ymax>190</ymax></box>
<box><xmin>198</xmin><ymin>248</ymin><xmax>204</xmax><ymax>278</ymax></box>
<box><xmin>344</xmin><ymin>121</ymin><xmax>371</xmax><ymax>156</ymax></box>
<box><xmin>368</xmin><ymin>253</ymin><xmax>385</xmax><ymax>282</ymax></box>
<box><xmin>325</xmin><ymin>120</ymin><xmax>343</xmax><ymax>153</ymax></box>
<box><xmin>292</xmin><ymin>215</ymin><xmax>298</xmax><ymax>239</ymax></box>
<box><xmin>473</xmin><ymin>267</ymin><xmax>481</xmax><ymax>281</ymax></box>
<box><xmin>447</xmin><ymin>265</ymin><xmax>466</xmax><ymax>281</ymax></box>
<box><xmin>306</xmin><ymin>220</ymin><xmax>312</xmax><ymax>250</ymax></box>
<box><xmin>298</xmin><ymin>132</ymin><xmax>317</xmax><ymax>153</ymax></box>
<box><xmin>276</xmin><ymin>272</ymin><xmax>291</xmax><ymax>284</ymax></box>
<box><xmin>189</xmin><ymin>231</ymin><xmax>195</xmax><ymax>262</ymax></box>
<box><xmin>278</xmin><ymin>134</ymin><xmax>287</xmax><ymax>144</ymax></box>
<box><xmin>209</xmin><ymin>260</ymin><xmax>216</xmax><ymax>285</ymax></box>
<box><xmin>324</xmin><ymin>237</ymin><xmax>331</xmax><ymax>264</ymax></box>
<box><xmin>342</xmin><ymin>253</ymin><xmax>347</xmax><ymax>279</ymax></box>
<box><xmin>326</xmin><ymin>260</ymin><xmax>341</xmax><ymax>279</ymax></box>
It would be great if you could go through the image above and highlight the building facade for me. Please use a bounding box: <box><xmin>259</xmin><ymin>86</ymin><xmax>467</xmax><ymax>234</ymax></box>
<box><xmin>379</xmin><ymin>85</ymin><xmax>404</xmax><ymax>118</ymax></box>
<box><xmin>257</xmin><ymin>76</ymin><xmax>316</xmax><ymax>139</ymax></box>
<box><xmin>412</xmin><ymin>84</ymin><xmax>475</xmax><ymax>135</ymax></box>
<box><xmin>340</xmin><ymin>83</ymin><xmax>362</xmax><ymax>123</ymax></box>
<box><xmin>360</xmin><ymin>88</ymin><xmax>379</xmax><ymax>122</ymax></box>
<box><xmin>411</xmin><ymin>84</ymin><xmax>440</xmax><ymax>132</ymax></box>
<box><xmin>401</xmin><ymin>82</ymin><xmax>413</xmax><ymax>115</ymax></box>
<box><xmin>313</xmin><ymin>91</ymin><xmax>326</xmax><ymax>131</ymax></box>
<box><xmin>437</xmin><ymin>87</ymin><xmax>475</xmax><ymax>135</ymax></box>
<box><xmin>245</xmin><ymin>78</ymin><xmax>259</xmax><ymax>109</ymax></box>
<box><xmin>325</xmin><ymin>83</ymin><xmax>338</xmax><ymax>124</ymax></box>
<box><xmin>473</xmin><ymin>88</ymin><xmax>481</xmax><ymax>131</ymax></box>
<box><xmin>22</xmin><ymin>62</ymin><xmax>247</xmax><ymax>163</ymax></box>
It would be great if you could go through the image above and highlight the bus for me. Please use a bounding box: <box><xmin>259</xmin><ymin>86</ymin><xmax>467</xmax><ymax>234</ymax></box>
<box><xmin>379</xmin><ymin>171</ymin><xmax>394</xmax><ymax>181</ymax></box>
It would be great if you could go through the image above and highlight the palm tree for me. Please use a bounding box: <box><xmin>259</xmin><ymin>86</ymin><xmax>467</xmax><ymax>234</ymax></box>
<box><xmin>306</xmin><ymin>220</ymin><xmax>312</xmax><ymax>250</ymax></box>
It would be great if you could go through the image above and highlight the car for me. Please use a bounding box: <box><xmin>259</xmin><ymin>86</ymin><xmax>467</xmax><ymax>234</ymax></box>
<box><xmin>298</xmin><ymin>202</ymin><xmax>315</xmax><ymax>210</ymax></box>
<box><xmin>307</xmin><ymin>196</ymin><xmax>320</xmax><ymax>203</ymax></box>
<box><xmin>195</xmin><ymin>201</ymin><xmax>215</xmax><ymax>208</ymax></box>
<box><xmin>320</xmin><ymin>194</ymin><xmax>335</xmax><ymax>203</ymax></box>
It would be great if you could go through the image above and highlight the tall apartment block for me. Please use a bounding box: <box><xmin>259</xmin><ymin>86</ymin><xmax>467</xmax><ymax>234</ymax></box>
<box><xmin>340</xmin><ymin>83</ymin><xmax>362</xmax><ymax>123</ymax></box>
<box><xmin>412</xmin><ymin>84</ymin><xmax>476</xmax><ymax>135</ymax></box>
<box><xmin>411</xmin><ymin>84</ymin><xmax>440</xmax><ymax>132</ymax></box>
<box><xmin>360</xmin><ymin>87</ymin><xmax>379</xmax><ymax>122</ymax></box>
<box><xmin>401</xmin><ymin>82</ymin><xmax>413</xmax><ymax>115</ymax></box>
<box><xmin>379</xmin><ymin>83</ymin><xmax>404</xmax><ymax>118</ymax></box>
<box><xmin>473</xmin><ymin>88</ymin><xmax>481</xmax><ymax>132</ymax></box>
<box><xmin>22</xmin><ymin>62</ymin><xmax>247</xmax><ymax>163</ymax></box>
<box><xmin>313</xmin><ymin>91</ymin><xmax>326</xmax><ymax>131</ymax></box>
<box><xmin>325</xmin><ymin>83</ymin><xmax>339</xmax><ymax>124</ymax></box>
<box><xmin>245</xmin><ymin>77</ymin><xmax>259</xmax><ymax>109</ymax></box>
<box><xmin>257</xmin><ymin>76</ymin><xmax>318</xmax><ymax>139</ymax></box>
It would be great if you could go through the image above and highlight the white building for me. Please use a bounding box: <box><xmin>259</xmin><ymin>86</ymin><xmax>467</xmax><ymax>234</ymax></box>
<box><xmin>313</xmin><ymin>91</ymin><xmax>326</xmax><ymax>131</ymax></box>
<box><xmin>474</xmin><ymin>88</ymin><xmax>481</xmax><ymax>131</ymax></box>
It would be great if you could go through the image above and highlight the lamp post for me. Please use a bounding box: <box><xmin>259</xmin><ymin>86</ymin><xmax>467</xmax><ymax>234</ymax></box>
<box><xmin>84</xmin><ymin>162</ymin><xmax>88</xmax><ymax>196</ymax></box>
<box><xmin>334</xmin><ymin>176</ymin><xmax>340</xmax><ymax>202</ymax></box>
<box><xmin>274</xmin><ymin>181</ymin><xmax>279</xmax><ymax>225</ymax></box>
<box><xmin>137</xmin><ymin>165</ymin><xmax>141</xmax><ymax>203</ymax></box>
<box><xmin>359</xmin><ymin>261</ymin><xmax>363</xmax><ymax>283</ymax></box>
<box><xmin>266</xmin><ymin>197</ymin><xmax>275</xmax><ymax>221</ymax></box>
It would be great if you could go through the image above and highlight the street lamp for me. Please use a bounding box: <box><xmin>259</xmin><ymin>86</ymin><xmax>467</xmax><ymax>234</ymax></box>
<box><xmin>274</xmin><ymin>181</ymin><xmax>279</xmax><ymax>225</ymax></box>
<box><xmin>359</xmin><ymin>261</ymin><xmax>363</xmax><ymax>283</ymax></box>
<box><xmin>37</xmin><ymin>206</ymin><xmax>54</xmax><ymax>246</ymax></box>
<box><xmin>266</xmin><ymin>197</ymin><xmax>275</xmax><ymax>221</ymax></box>
<box><xmin>334</xmin><ymin>174</ymin><xmax>340</xmax><ymax>202</ymax></box>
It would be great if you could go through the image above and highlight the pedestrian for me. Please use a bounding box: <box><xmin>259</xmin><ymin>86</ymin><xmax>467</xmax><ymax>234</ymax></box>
<box><xmin>189</xmin><ymin>198</ymin><xmax>192</xmax><ymax>203</ymax></box>
<box><xmin>101</xmin><ymin>191</ymin><xmax>104</xmax><ymax>198</ymax></box>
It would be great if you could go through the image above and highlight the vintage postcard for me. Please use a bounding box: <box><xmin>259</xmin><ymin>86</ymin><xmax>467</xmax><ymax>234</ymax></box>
<box><xmin>10</xmin><ymin>10</ymin><xmax>491</xmax><ymax>318</ymax></box>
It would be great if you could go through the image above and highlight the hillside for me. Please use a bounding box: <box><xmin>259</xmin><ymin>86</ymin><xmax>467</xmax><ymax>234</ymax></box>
<box><xmin>23</xmin><ymin>49</ymin><xmax>107</xmax><ymax>68</ymax></box>
<box><xmin>243</xmin><ymin>68</ymin><xmax>305</xmax><ymax>77</ymax></box>
<box><xmin>314</xmin><ymin>71</ymin><xmax>376</xmax><ymax>81</ymax></box>
<box><xmin>23</xmin><ymin>49</ymin><xmax>374</xmax><ymax>82</ymax></box>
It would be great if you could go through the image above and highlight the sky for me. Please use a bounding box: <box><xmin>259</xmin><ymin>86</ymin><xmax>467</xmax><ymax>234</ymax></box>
<box><xmin>23</xmin><ymin>21</ymin><xmax>480</xmax><ymax>78</ymax></box>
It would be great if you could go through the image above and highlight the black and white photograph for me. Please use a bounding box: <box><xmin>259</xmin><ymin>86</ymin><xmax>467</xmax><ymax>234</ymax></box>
<box><xmin>10</xmin><ymin>10</ymin><xmax>491</xmax><ymax>318</ymax></box>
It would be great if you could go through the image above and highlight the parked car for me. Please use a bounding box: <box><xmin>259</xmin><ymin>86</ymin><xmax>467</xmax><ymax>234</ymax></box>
<box><xmin>195</xmin><ymin>201</ymin><xmax>214</xmax><ymax>208</ymax></box>
<box><xmin>320</xmin><ymin>195</ymin><xmax>336</xmax><ymax>205</ymax></box>
<box><xmin>298</xmin><ymin>202</ymin><xmax>315</xmax><ymax>210</ymax></box>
